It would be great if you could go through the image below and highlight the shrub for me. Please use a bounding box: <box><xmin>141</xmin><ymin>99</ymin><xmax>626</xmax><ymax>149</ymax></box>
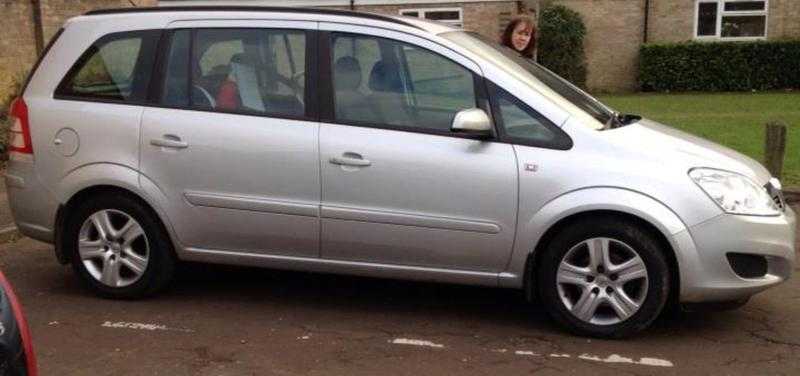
<box><xmin>0</xmin><ymin>70</ymin><xmax>23</xmax><ymax>160</ymax></box>
<box><xmin>0</xmin><ymin>70</ymin><xmax>23</xmax><ymax>115</ymax></box>
<box><xmin>537</xmin><ymin>4</ymin><xmax>588</xmax><ymax>88</ymax></box>
<box><xmin>639</xmin><ymin>40</ymin><xmax>800</xmax><ymax>92</ymax></box>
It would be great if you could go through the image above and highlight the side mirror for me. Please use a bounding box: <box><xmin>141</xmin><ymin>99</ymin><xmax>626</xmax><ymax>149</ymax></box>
<box><xmin>451</xmin><ymin>108</ymin><xmax>493</xmax><ymax>138</ymax></box>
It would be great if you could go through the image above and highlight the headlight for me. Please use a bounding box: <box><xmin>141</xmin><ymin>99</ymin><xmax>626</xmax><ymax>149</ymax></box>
<box><xmin>689</xmin><ymin>168</ymin><xmax>779</xmax><ymax>216</ymax></box>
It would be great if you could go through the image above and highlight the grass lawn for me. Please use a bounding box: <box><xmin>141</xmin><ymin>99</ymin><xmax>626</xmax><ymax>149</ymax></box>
<box><xmin>598</xmin><ymin>92</ymin><xmax>800</xmax><ymax>188</ymax></box>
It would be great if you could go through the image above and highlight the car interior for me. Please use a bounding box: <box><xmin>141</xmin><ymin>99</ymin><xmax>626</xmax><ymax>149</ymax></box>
<box><xmin>191</xmin><ymin>30</ymin><xmax>305</xmax><ymax>117</ymax></box>
<box><xmin>331</xmin><ymin>34</ymin><xmax>474</xmax><ymax>131</ymax></box>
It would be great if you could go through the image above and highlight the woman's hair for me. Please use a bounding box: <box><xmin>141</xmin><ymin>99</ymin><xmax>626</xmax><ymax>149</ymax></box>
<box><xmin>501</xmin><ymin>15</ymin><xmax>536</xmax><ymax>58</ymax></box>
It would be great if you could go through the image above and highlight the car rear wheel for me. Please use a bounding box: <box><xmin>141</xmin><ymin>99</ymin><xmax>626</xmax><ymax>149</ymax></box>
<box><xmin>537</xmin><ymin>216</ymin><xmax>670</xmax><ymax>338</ymax></box>
<box><xmin>64</xmin><ymin>193</ymin><xmax>175</xmax><ymax>299</ymax></box>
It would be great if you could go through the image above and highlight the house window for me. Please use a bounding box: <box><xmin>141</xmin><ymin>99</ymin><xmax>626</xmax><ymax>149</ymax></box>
<box><xmin>400</xmin><ymin>8</ymin><xmax>463</xmax><ymax>27</ymax></box>
<box><xmin>695</xmin><ymin>0</ymin><xmax>768</xmax><ymax>40</ymax></box>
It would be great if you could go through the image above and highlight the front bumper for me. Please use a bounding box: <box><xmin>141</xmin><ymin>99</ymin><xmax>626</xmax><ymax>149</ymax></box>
<box><xmin>673</xmin><ymin>206</ymin><xmax>796</xmax><ymax>303</ymax></box>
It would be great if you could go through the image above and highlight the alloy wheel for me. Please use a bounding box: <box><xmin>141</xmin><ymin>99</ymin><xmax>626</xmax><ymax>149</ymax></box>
<box><xmin>78</xmin><ymin>209</ymin><xmax>150</xmax><ymax>288</ymax></box>
<box><xmin>556</xmin><ymin>237</ymin><xmax>649</xmax><ymax>325</ymax></box>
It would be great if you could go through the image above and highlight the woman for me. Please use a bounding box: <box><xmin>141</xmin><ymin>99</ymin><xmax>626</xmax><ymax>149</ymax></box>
<box><xmin>501</xmin><ymin>15</ymin><xmax>537</xmax><ymax>59</ymax></box>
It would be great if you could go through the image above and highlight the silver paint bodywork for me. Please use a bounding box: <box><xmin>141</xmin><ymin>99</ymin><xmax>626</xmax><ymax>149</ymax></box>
<box><xmin>5</xmin><ymin>10</ymin><xmax>796</xmax><ymax>303</ymax></box>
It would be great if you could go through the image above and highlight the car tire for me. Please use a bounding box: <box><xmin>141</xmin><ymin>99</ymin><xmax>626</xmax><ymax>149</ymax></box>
<box><xmin>537</xmin><ymin>216</ymin><xmax>670</xmax><ymax>338</ymax></box>
<box><xmin>63</xmin><ymin>193</ymin><xmax>175</xmax><ymax>299</ymax></box>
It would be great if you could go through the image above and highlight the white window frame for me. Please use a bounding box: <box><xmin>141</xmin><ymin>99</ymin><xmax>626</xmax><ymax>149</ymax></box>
<box><xmin>399</xmin><ymin>7</ymin><xmax>464</xmax><ymax>27</ymax></box>
<box><xmin>694</xmin><ymin>0</ymin><xmax>769</xmax><ymax>41</ymax></box>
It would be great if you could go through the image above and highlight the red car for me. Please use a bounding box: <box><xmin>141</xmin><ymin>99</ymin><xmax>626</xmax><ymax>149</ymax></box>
<box><xmin>0</xmin><ymin>271</ymin><xmax>36</xmax><ymax>376</ymax></box>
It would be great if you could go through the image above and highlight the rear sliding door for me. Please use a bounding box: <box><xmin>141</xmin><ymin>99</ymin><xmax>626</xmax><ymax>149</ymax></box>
<box><xmin>139</xmin><ymin>21</ymin><xmax>321</xmax><ymax>257</ymax></box>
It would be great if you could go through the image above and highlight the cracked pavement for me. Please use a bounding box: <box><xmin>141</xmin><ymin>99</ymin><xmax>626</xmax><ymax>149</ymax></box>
<box><xmin>0</xmin><ymin>205</ymin><xmax>797</xmax><ymax>375</ymax></box>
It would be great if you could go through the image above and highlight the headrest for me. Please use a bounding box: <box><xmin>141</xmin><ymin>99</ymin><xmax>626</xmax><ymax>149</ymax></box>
<box><xmin>369</xmin><ymin>61</ymin><xmax>402</xmax><ymax>92</ymax></box>
<box><xmin>334</xmin><ymin>56</ymin><xmax>363</xmax><ymax>91</ymax></box>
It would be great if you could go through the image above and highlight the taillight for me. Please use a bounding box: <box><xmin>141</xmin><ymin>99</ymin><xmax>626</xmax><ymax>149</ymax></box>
<box><xmin>8</xmin><ymin>98</ymin><xmax>33</xmax><ymax>155</ymax></box>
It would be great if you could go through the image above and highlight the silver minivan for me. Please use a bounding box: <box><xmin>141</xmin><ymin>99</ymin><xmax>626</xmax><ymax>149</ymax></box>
<box><xmin>5</xmin><ymin>6</ymin><xmax>796</xmax><ymax>337</ymax></box>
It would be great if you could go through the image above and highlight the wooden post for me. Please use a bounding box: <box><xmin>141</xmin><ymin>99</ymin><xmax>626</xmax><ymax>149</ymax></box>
<box><xmin>764</xmin><ymin>121</ymin><xmax>787</xmax><ymax>179</ymax></box>
<box><xmin>30</xmin><ymin>0</ymin><xmax>44</xmax><ymax>56</ymax></box>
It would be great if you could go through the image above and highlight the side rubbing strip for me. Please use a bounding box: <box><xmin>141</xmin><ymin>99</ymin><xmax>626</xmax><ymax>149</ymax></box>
<box><xmin>321</xmin><ymin>206</ymin><xmax>501</xmax><ymax>234</ymax></box>
<box><xmin>184</xmin><ymin>191</ymin><xmax>319</xmax><ymax>217</ymax></box>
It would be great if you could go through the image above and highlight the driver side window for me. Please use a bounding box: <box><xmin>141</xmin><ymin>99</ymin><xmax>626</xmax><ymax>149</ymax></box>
<box><xmin>331</xmin><ymin>33</ymin><xmax>477</xmax><ymax>133</ymax></box>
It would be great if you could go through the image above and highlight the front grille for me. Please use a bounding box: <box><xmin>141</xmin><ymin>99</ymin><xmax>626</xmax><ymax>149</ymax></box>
<box><xmin>765</xmin><ymin>181</ymin><xmax>786</xmax><ymax>211</ymax></box>
<box><xmin>727</xmin><ymin>253</ymin><xmax>768</xmax><ymax>279</ymax></box>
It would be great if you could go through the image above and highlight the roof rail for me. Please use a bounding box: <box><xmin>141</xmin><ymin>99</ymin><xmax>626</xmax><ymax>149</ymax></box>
<box><xmin>84</xmin><ymin>6</ymin><xmax>421</xmax><ymax>30</ymax></box>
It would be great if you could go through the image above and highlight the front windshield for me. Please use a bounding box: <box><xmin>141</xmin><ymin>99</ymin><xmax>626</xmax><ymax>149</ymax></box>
<box><xmin>442</xmin><ymin>31</ymin><xmax>622</xmax><ymax>129</ymax></box>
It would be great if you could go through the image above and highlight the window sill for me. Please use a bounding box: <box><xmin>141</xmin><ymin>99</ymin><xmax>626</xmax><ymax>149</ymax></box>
<box><xmin>693</xmin><ymin>36</ymin><xmax>768</xmax><ymax>42</ymax></box>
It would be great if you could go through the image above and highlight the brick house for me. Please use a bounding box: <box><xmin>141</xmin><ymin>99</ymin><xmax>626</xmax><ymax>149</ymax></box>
<box><xmin>541</xmin><ymin>0</ymin><xmax>800</xmax><ymax>92</ymax></box>
<box><xmin>2</xmin><ymin>0</ymin><xmax>799</xmax><ymax>99</ymax></box>
<box><xmin>161</xmin><ymin>1</ymin><xmax>525</xmax><ymax>39</ymax></box>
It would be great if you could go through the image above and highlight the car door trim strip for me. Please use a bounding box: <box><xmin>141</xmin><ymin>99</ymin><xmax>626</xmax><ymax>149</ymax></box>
<box><xmin>184</xmin><ymin>191</ymin><xmax>319</xmax><ymax>217</ymax></box>
<box><xmin>320</xmin><ymin>205</ymin><xmax>501</xmax><ymax>234</ymax></box>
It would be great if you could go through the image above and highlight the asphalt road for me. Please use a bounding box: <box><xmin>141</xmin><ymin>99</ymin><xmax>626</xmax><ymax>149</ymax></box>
<box><xmin>0</xmin><ymin>208</ymin><xmax>797</xmax><ymax>375</ymax></box>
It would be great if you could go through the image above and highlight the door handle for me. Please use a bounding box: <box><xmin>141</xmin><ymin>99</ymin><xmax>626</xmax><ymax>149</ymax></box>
<box><xmin>329</xmin><ymin>153</ymin><xmax>371</xmax><ymax>167</ymax></box>
<box><xmin>150</xmin><ymin>135</ymin><xmax>188</xmax><ymax>149</ymax></box>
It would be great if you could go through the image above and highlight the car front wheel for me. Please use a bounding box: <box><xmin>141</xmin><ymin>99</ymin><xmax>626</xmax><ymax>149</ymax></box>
<box><xmin>537</xmin><ymin>216</ymin><xmax>670</xmax><ymax>338</ymax></box>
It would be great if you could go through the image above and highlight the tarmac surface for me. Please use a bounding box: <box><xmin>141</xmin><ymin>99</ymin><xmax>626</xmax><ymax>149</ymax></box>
<box><xmin>0</xmin><ymin>206</ymin><xmax>796</xmax><ymax>375</ymax></box>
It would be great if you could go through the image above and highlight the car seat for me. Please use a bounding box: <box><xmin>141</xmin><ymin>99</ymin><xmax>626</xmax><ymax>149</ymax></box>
<box><xmin>334</xmin><ymin>56</ymin><xmax>381</xmax><ymax>123</ymax></box>
<box><xmin>368</xmin><ymin>61</ymin><xmax>415</xmax><ymax>127</ymax></box>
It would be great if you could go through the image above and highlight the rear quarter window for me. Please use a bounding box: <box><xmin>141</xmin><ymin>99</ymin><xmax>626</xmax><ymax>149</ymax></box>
<box><xmin>55</xmin><ymin>30</ymin><xmax>160</xmax><ymax>103</ymax></box>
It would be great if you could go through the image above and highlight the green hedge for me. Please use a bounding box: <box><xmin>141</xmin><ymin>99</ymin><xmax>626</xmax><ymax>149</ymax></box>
<box><xmin>640</xmin><ymin>41</ymin><xmax>800</xmax><ymax>92</ymax></box>
<box><xmin>538</xmin><ymin>5</ymin><xmax>587</xmax><ymax>88</ymax></box>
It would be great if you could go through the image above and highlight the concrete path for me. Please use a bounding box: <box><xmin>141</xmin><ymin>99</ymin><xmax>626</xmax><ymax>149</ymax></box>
<box><xmin>0</xmin><ymin>228</ymin><xmax>798</xmax><ymax>375</ymax></box>
<box><xmin>0</xmin><ymin>198</ymin><xmax>796</xmax><ymax>375</ymax></box>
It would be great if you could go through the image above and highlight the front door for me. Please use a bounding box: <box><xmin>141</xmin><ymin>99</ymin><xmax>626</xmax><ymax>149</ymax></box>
<box><xmin>140</xmin><ymin>21</ymin><xmax>320</xmax><ymax>257</ymax></box>
<box><xmin>318</xmin><ymin>25</ymin><xmax>518</xmax><ymax>272</ymax></box>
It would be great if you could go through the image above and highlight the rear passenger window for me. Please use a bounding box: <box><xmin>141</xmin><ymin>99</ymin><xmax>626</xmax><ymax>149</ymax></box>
<box><xmin>161</xmin><ymin>28</ymin><xmax>307</xmax><ymax>118</ymax></box>
<box><xmin>56</xmin><ymin>30</ymin><xmax>159</xmax><ymax>102</ymax></box>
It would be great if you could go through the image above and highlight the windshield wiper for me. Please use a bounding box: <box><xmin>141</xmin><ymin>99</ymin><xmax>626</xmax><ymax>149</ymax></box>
<box><xmin>603</xmin><ymin>111</ymin><xmax>621</xmax><ymax>130</ymax></box>
<box><xmin>617</xmin><ymin>113</ymin><xmax>641</xmax><ymax>125</ymax></box>
<box><xmin>603</xmin><ymin>112</ymin><xmax>641</xmax><ymax>130</ymax></box>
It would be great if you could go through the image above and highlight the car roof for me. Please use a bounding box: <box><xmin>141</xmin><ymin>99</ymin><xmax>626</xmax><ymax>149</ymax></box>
<box><xmin>82</xmin><ymin>6</ymin><xmax>459</xmax><ymax>35</ymax></box>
